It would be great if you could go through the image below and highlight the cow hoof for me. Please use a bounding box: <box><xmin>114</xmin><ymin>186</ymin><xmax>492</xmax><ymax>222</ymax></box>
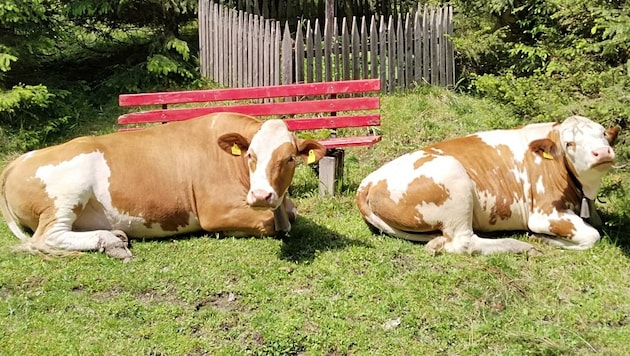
<box><xmin>425</xmin><ymin>236</ymin><xmax>447</xmax><ymax>256</ymax></box>
<box><xmin>98</xmin><ymin>230</ymin><xmax>133</xmax><ymax>262</ymax></box>
<box><xmin>526</xmin><ymin>247</ymin><xmax>544</xmax><ymax>257</ymax></box>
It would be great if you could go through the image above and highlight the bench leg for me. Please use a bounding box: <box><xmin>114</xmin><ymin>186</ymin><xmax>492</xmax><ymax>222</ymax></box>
<box><xmin>318</xmin><ymin>150</ymin><xmax>344</xmax><ymax>196</ymax></box>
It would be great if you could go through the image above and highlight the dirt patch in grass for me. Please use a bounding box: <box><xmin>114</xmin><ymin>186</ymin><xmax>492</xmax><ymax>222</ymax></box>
<box><xmin>195</xmin><ymin>291</ymin><xmax>239</xmax><ymax>312</ymax></box>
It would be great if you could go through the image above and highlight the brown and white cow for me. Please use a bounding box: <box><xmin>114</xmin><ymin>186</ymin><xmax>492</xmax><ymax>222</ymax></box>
<box><xmin>0</xmin><ymin>112</ymin><xmax>326</xmax><ymax>261</ymax></box>
<box><xmin>356</xmin><ymin>116</ymin><xmax>620</xmax><ymax>255</ymax></box>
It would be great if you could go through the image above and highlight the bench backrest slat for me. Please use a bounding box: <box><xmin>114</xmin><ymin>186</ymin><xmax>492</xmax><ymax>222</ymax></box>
<box><xmin>118</xmin><ymin>97</ymin><xmax>379</xmax><ymax>125</ymax></box>
<box><xmin>119</xmin><ymin>79</ymin><xmax>381</xmax><ymax>107</ymax></box>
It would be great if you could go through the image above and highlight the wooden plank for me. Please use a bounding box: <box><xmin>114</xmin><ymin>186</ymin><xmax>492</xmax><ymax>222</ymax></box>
<box><xmin>218</xmin><ymin>5</ymin><xmax>225</xmax><ymax>85</ymax></box>
<box><xmin>281</xmin><ymin>22</ymin><xmax>292</xmax><ymax>84</ymax></box>
<box><xmin>404</xmin><ymin>13</ymin><xmax>413</xmax><ymax>87</ymax></box>
<box><xmin>306</xmin><ymin>20</ymin><xmax>314</xmax><ymax>83</ymax></box>
<box><xmin>314</xmin><ymin>19</ymin><xmax>323</xmax><ymax>83</ymax></box>
<box><xmin>198</xmin><ymin>0</ymin><xmax>207</xmax><ymax>77</ymax></box>
<box><xmin>317</xmin><ymin>135</ymin><xmax>382</xmax><ymax>149</ymax></box>
<box><xmin>252</xmin><ymin>15</ymin><xmax>260</xmax><ymax>86</ymax></box>
<box><xmin>370</xmin><ymin>15</ymin><xmax>378</xmax><ymax>79</ymax></box>
<box><xmin>422</xmin><ymin>5</ymin><xmax>430</xmax><ymax>83</ymax></box>
<box><xmin>351</xmin><ymin>17</ymin><xmax>360</xmax><ymax>79</ymax></box>
<box><xmin>446</xmin><ymin>6</ymin><xmax>454</xmax><ymax>87</ymax></box>
<box><xmin>430</xmin><ymin>6</ymin><xmax>437</xmax><ymax>84</ymax></box>
<box><xmin>247</xmin><ymin>14</ymin><xmax>253</xmax><ymax>87</ymax></box>
<box><xmin>436</xmin><ymin>6</ymin><xmax>444</xmax><ymax>86</ymax></box>
<box><xmin>263</xmin><ymin>19</ymin><xmax>271</xmax><ymax>87</ymax></box>
<box><xmin>333</xmin><ymin>21</ymin><xmax>340</xmax><ymax>81</ymax></box>
<box><xmin>361</xmin><ymin>16</ymin><xmax>368</xmax><ymax>79</ymax></box>
<box><xmin>273</xmin><ymin>20</ymin><xmax>281</xmax><ymax>86</ymax></box>
<box><xmin>414</xmin><ymin>7</ymin><xmax>422</xmax><ymax>84</ymax></box>
<box><xmin>295</xmin><ymin>22</ymin><xmax>304</xmax><ymax>83</ymax></box>
<box><xmin>324</xmin><ymin>18</ymin><xmax>332</xmax><ymax>82</ymax></box>
<box><xmin>284</xmin><ymin>114</ymin><xmax>380</xmax><ymax>130</ymax></box>
<box><xmin>258</xmin><ymin>16</ymin><xmax>265</xmax><ymax>86</ymax></box>
<box><xmin>379</xmin><ymin>16</ymin><xmax>387</xmax><ymax>93</ymax></box>
<box><xmin>230</xmin><ymin>10</ymin><xmax>237</xmax><ymax>87</ymax></box>
<box><xmin>118</xmin><ymin>97</ymin><xmax>380</xmax><ymax>125</ymax></box>
<box><xmin>387</xmin><ymin>16</ymin><xmax>395</xmax><ymax>93</ymax></box>
<box><xmin>119</xmin><ymin>79</ymin><xmax>381</xmax><ymax>106</ymax></box>
<box><xmin>237</xmin><ymin>10</ymin><xmax>244</xmax><ymax>87</ymax></box>
<box><xmin>342</xmin><ymin>17</ymin><xmax>350</xmax><ymax>80</ymax></box>
<box><xmin>396</xmin><ymin>14</ymin><xmax>404</xmax><ymax>88</ymax></box>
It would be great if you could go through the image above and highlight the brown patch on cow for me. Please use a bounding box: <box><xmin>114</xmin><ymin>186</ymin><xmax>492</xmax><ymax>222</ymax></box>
<box><xmin>525</xmin><ymin>130</ymin><xmax>581</xmax><ymax>216</ymax></box>
<box><xmin>549</xmin><ymin>219</ymin><xmax>576</xmax><ymax>239</ymax></box>
<box><xmin>427</xmin><ymin>136</ymin><xmax>521</xmax><ymax>225</ymax></box>
<box><xmin>413</xmin><ymin>154</ymin><xmax>436</xmax><ymax>170</ymax></box>
<box><xmin>152</xmin><ymin>210</ymin><xmax>194</xmax><ymax>232</ymax></box>
<box><xmin>363</xmin><ymin>178</ymin><xmax>446</xmax><ymax>233</ymax></box>
<box><xmin>267</xmin><ymin>142</ymin><xmax>297</xmax><ymax>198</ymax></box>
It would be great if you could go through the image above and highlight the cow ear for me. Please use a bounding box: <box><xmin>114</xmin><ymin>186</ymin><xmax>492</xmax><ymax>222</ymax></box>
<box><xmin>218</xmin><ymin>133</ymin><xmax>250</xmax><ymax>156</ymax></box>
<box><xmin>297</xmin><ymin>139</ymin><xmax>326</xmax><ymax>165</ymax></box>
<box><xmin>529</xmin><ymin>138</ymin><xmax>561</xmax><ymax>160</ymax></box>
<box><xmin>605</xmin><ymin>125</ymin><xmax>621</xmax><ymax>146</ymax></box>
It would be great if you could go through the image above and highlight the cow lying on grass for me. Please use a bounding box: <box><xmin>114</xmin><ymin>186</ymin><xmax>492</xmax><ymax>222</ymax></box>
<box><xmin>0</xmin><ymin>112</ymin><xmax>326</xmax><ymax>261</ymax></box>
<box><xmin>356</xmin><ymin>116</ymin><xmax>619</xmax><ymax>255</ymax></box>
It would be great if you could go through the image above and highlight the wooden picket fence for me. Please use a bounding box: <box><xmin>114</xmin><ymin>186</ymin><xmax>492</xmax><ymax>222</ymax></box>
<box><xmin>198</xmin><ymin>0</ymin><xmax>454</xmax><ymax>92</ymax></box>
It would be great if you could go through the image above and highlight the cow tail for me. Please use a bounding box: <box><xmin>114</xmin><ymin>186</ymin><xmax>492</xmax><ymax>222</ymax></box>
<box><xmin>0</xmin><ymin>159</ymin><xmax>30</xmax><ymax>241</ymax></box>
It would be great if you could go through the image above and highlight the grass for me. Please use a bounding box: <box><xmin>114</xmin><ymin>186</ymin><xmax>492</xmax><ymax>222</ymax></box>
<box><xmin>1</xmin><ymin>86</ymin><xmax>630</xmax><ymax>354</ymax></box>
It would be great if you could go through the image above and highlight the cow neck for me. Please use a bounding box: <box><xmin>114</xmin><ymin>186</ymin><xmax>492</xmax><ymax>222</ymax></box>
<box><xmin>562</xmin><ymin>154</ymin><xmax>590</xmax><ymax>218</ymax></box>
<box><xmin>562</xmin><ymin>155</ymin><xmax>582</xmax><ymax>197</ymax></box>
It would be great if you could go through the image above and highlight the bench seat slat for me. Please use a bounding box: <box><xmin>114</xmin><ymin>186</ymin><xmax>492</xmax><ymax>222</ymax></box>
<box><xmin>117</xmin><ymin>97</ymin><xmax>380</xmax><ymax>125</ymax></box>
<box><xmin>119</xmin><ymin>79</ymin><xmax>381</xmax><ymax>106</ymax></box>
<box><xmin>318</xmin><ymin>135</ymin><xmax>382</xmax><ymax>149</ymax></box>
<box><xmin>284</xmin><ymin>114</ymin><xmax>380</xmax><ymax>130</ymax></box>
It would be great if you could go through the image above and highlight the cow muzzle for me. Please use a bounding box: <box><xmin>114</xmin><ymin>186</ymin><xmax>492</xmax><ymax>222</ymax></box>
<box><xmin>246</xmin><ymin>189</ymin><xmax>279</xmax><ymax>209</ymax></box>
<box><xmin>591</xmin><ymin>146</ymin><xmax>615</xmax><ymax>169</ymax></box>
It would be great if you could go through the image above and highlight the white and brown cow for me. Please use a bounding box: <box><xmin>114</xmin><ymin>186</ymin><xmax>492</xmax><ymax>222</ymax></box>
<box><xmin>0</xmin><ymin>112</ymin><xmax>326</xmax><ymax>261</ymax></box>
<box><xmin>356</xmin><ymin>116</ymin><xmax>620</xmax><ymax>255</ymax></box>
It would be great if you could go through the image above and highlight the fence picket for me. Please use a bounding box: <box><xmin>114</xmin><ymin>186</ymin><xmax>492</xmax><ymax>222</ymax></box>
<box><xmin>306</xmin><ymin>20</ymin><xmax>314</xmax><ymax>83</ymax></box>
<box><xmin>379</xmin><ymin>16</ymin><xmax>386</xmax><ymax>93</ymax></box>
<box><xmin>314</xmin><ymin>19</ymin><xmax>323</xmax><ymax>83</ymax></box>
<box><xmin>342</xmin><ymin>18</ymin><xmax>350</xmax><ymax>81</ymax></box>
<box><xmin>369</xmin><ymin>15</ymin><xmax>378</xmax><ymax>80</ymax></box>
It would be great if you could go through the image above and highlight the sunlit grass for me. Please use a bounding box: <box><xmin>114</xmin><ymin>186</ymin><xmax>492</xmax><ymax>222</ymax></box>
<box><xmin>1</xmin><ymin>87</ymin><xmax>629</xmax><ymax>354</ymax></box>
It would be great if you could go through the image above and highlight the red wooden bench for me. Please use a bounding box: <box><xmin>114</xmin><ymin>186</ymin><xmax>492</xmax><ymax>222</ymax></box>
<box><xmin>118</xmin><ymin>78</ymin><xmax>381</xmax><ymax>196</ymax></box>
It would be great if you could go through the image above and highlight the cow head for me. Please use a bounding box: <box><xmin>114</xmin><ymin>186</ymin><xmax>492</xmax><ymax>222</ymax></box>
<box><xmin>557</xmin><ymin>115</ymin><xmax>619</xmax><ymax>199</ymax></box>
<box><xmin>218</xmin><ymin>119</ymin><xmax>326</xmax><ymax>209</ymax></box>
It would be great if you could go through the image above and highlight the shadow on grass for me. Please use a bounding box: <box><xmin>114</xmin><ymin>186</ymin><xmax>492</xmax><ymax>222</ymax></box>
<box><xmin>278</xmin><ymin>216</ymin><xmax>373</xmax><ymax>263</ymax></box>
<box><xmin>600</xmin><ymin>211</ymin><xmax>630</xmax><ymax>257</ymax></box>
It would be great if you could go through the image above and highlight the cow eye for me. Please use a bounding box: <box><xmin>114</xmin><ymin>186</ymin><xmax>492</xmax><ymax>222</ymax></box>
<box><xmin>287</xmin><ymin>155</ymin><xmax>295</xmax><ymax>163</ymax></box>
<box><xmin>566</xmin><ymin>141</ymin><xmax>575</xmax><ymax>149</ymax></box>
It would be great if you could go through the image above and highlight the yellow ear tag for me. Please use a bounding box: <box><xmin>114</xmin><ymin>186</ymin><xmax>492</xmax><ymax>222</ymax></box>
<box><xmin>542</xmin><ymin>152</ymin><xmax>553</xmax><ymax>160</ymax></box>
<box><xmin>307</xmin><ymin>149</ymin><xmax>316</xmax><ymax>164</ymax></box>
<box><xmin>231</xmin><ymin>143</ymin><xmax>242</xmax><ymax>156</ymax></box>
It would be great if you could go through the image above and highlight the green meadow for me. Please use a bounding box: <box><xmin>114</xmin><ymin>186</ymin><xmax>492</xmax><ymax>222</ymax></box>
<box><xmin>1</xmin><ymin>86</ymin><xmax>629</xmax><ymax>354</ymax></box>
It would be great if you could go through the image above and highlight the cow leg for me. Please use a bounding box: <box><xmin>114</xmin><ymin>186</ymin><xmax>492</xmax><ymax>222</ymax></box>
<box><xmin>24</xmin><ymin>208</ymin><xmax>132</xmax><ymax>261</ymax></box>
<box><xmin>424</xmin><ymin>177</ymin><xmax>537</xmax><ymax>256</ymax></box>
<box><xmin>273</xmin><ymin>196</ymin><xmax>297</xmax><ymax>233</ymax></box>
<box><xmin>529</xmin><ymin>212</ymin><xmax>601</xmax><ymax>250</ymax></box>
